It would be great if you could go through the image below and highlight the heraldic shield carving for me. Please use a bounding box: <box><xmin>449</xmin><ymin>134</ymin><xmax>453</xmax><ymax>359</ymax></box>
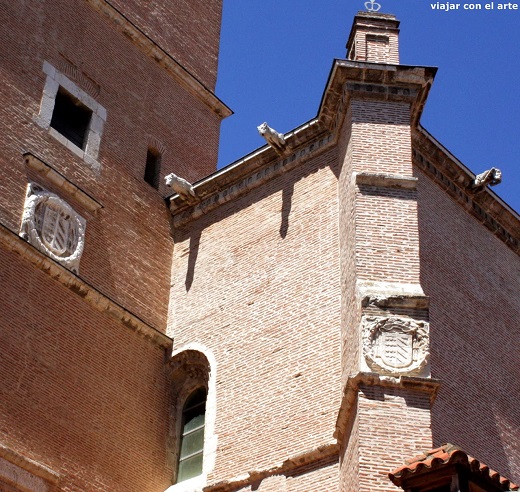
<box><xmin>20</xmin><ymin>183</ymin><xmax>86</xmax><ymax>273</ymax></box>
<box><xmin>363</xmin><ymin>316</ymin><xmax>429</xmax><ymax>376</ymax></box>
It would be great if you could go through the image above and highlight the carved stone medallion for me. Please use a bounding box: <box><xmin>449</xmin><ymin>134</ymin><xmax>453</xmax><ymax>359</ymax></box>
<box><xmin>363</xmin><ymin>316</ymin><xmax>429</xmax><ymax>376</ymax></box>
<box><xmin>20</xmin><ymin>183</ymin><xmax>86</xmax><ymax>273</ymax></box>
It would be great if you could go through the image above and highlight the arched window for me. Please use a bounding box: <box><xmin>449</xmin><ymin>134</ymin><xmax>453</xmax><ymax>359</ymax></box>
<box><xmin>177</xmin><ymin>387</ymin><xmax>207</xmax><ymax>483</ymax></box>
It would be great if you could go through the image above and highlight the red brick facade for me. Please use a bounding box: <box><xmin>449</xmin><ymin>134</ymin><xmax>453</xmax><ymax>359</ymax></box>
<box><xmin>0</xmin><ymin>0</ymin><xmax>226</xmax><ymax>490</ymax></box>
<box><xmin>0</xmin><ymin>4</ymin><xmax>518</xmax><ymax>492</ymax></box>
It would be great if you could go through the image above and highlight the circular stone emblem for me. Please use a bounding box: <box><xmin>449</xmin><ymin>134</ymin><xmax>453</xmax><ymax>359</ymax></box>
<box><xmin>20</xmin><ymin>183</ymin><xmax>86</xmax><ymax>273</ymax></box>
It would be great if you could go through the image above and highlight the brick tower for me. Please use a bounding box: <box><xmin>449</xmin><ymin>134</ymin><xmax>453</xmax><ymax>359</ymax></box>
<box><xmin>0</xmin><ymin>1</ymin><xmax>229</xmax><ymax>491</ymax></box>
<box><xmin>337</xmin><ymin>12</ymin><xmax>436</xmax><ymax>491</ymax></box>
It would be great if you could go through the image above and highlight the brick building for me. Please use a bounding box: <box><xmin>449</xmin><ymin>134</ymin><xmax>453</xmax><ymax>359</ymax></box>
<box><xmin>0</xmin><ymin>2</ymin><xmax>518</xmax><ymax>492</ymax></box>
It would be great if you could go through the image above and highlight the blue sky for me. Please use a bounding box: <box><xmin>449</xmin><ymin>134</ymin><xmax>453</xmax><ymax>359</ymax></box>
<box><xmin>216</xmin><ymin>1</ymin><xmax>520</xmax><ymax>213</ymax></box>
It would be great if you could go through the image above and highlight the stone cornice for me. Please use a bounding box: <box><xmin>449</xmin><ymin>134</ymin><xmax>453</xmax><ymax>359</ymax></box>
<box><xmin>334</xmin><ymin>372</ymin><xmax>441</xmax><ymax>444</ymax></box>
<box><xmin>203</xmin><ymin>442</ymin><xmax>338</xmax><ymax>492</ymax></box>
<box><xmin>24</xmin><ymin>153</ymin><xmax>103</xmax><ymax>214</ymax></box>
<box><xmin>0</xmin><ymin>443</ymin><xmax>60</xmax><ymax>485</ymax></box>
<box><xmin>169</xmin><ymin>121</ymin><xmax>334</xmax><ymax>227</ymax></box>
<box><xmin>166</xmin><ymin>59</ymin><xmax>519</xmax><ymax>261</ymax></box>
<box><xmin>320</xmin><ymin>60</ymin><xmax>437</xmax><ymax>130</ymax></box>
<box><xmin>85</xmin><ymin>0</ymin><xmax>232</xmax><ymax>119</ymax></box>
<box><xmin>0</xmin><ymin>223</ymin><xmax>172</xmax><ymax>350</ymax></box>
<box><xmin>414</xmin><ymin>127</ymin><xmax>520</xmax><ymax>255</ymax></box>
<box><xmin>167</xmin><ymin>59</ymin><xmax>436</xmax><ymax>226</ymax></box>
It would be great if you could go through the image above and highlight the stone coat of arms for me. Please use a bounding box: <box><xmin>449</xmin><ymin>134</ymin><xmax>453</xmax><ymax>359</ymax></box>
<box><xmin>363</xmin><ymin>316</ymin><xmax>429</xmax><ymax>376</ymax></box>
<box><xmin>20</xmin><ymin>183</ymin><xmax>86</xmax><ymax>273</ymax></box>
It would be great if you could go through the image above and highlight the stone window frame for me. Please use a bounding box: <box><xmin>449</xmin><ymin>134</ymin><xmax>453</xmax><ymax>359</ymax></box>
<box><xmin>35</xmin><ymin>61</ymin><xmax>106</xmax><ymax>173</ymax></box>
<box><xmin>165</xmin><ymin>344</ymin><xmax>217</xmax><ymax>492</ymax></box>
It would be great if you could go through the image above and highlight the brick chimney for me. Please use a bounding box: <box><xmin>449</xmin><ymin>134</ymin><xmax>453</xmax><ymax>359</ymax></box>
<box><xmin>346</xmin><ymin>12</ymin><xmax>400</xmax><ymax>64</ymax></box>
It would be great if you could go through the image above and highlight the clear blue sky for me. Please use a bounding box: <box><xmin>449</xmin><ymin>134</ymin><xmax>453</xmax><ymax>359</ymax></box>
<box><xmin>216</xmin><ymin>0</ymin><xmax>520</xmax><ymax>213</ymax></box>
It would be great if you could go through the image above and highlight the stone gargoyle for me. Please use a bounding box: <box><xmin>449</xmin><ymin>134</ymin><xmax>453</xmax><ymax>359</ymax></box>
<box><xmin>257</xmin><ymin>122</ymin><xmax>287</xmax><ymax>154</ymax></box>
<box><xmin>165</xmin><ymin>172</ymin><xmax>197</xmax><ymax>203</ymax></box>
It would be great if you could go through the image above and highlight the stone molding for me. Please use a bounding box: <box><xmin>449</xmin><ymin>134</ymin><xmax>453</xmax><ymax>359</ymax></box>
<box><xmin>165</xmin><ymin>57</ymin><xmax>519</xmax><ymax>260</ymax></box>
<box><xmin>345</xmin><ymin>82</ymin><xmax>418</xmax><ymax>100</ymax></box>
<box><xmin>24</xmin><ymin>153</ymin><xmax>103</xmax><ymax>214</ymax></box>
<box><xmin>414</xmin><ymin>127</ymin><xmax>520</xmax><ymax>255</ymax></box>
<box><xmin>355</xmin><ymin>172</ymin><xmax>418</xmax><ymax>190</ymax></box>
<box><xmin>324</xmin><ymin>61</ymin><xmax>436</xmax><ymax>130</ymax></box>
<box><xmin>357</xmin><ymin>280</ymin><xmax>428</xmax><ymax>306</ymax></box>
<box><xmin>166</xmin><ymin>344</ymin><xmax>218</xmax><ymax>492</ymax></box>
<box><xmin>202</xmin><ymin>442</ymin><xmax>338</xmax><ymax>492</ymax></box>
<box><xmin>85</xmin><ymin>0</ymin><xmax>231</xmax><ymax>119</ymax></box>
<box><xmin>0</xmin><ymin>444</ymin><xmax>60</xmax><ymax>489</ymax></box>
<box><xmin>167</xmin><ymin>60</ymin><xmax>435</xmax><ymax>226</ymax></box>
<box><xmin>362</xmin><ymin>316</ymin><xmax>429</xmax><ymax>376</ymax></box>
<box><xmin>170</xmin><ymin>132</ymin><xmax>334</xmax><ymax>227</ymax></box>
<box><xmin>0</xmin><ymin>222</ymin><xmax>172</xmax><ymax>349</ymax></box>
<box><xmin>334</xmin><ymin>372</ymin><xmax>441</xmax><ymax>443</ymax></box>
<box><xmin>20</xmin><ymin>183</ymin><xmax>87</xmax><ymax>274</ymax></box>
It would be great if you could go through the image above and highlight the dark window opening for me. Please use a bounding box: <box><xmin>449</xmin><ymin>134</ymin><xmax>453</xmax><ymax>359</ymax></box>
<box><xmin>144</xmin><ymin>148</ymin><xmax>162</xmax><ymax>189</ymax></box>
<box><xmin>50</xmin><ymin>89</ymin><xmax>92</xmax><ymax>149</ymax></box>
<box><xmin>177</xmin><ymin>387</ymin><xmax>206</xmax><ymax>483</ymax></box>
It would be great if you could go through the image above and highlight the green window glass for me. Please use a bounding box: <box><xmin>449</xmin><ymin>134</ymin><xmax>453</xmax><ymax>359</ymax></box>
<box><xmin>177</xmin><ymin>388</ymin><xmax>206</xmax><ymax>483</ymax></box>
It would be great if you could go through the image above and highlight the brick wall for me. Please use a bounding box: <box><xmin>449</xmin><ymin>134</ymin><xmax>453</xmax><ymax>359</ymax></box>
<box><xmin>0</xmin><ymin>1</ymin><xmax>227</xmax><ymax>490</ymax></box>
<box><xmin>337</xmin><ymin>104</ymin><xmax>361</xmax><ymax>383</ymax></box>
<box><xmin>339</xmin><ymin>405</ymin><xmax>360</xmax><ymax>492</ymax></box>
<box><xmin>336</xmin><ymin>90</ymin><xmax>432</xmax><ymax>491</ymax></box>
<box><xmin>356</xmin><ymin>386</ymin><xmax>433</xmax><ymax>492</ymax></box>
<box><xmin>417</xmin><ymin>166</ymin><xmax>520</xmax><ymax>483</ymax></box>
<box><xmin>0</xmin><ymin>248</ymin><xmax>171</xmax><ymax>492</ymax></box>
<box><xmin>108</xmin><ymin>0</ymin><xmax>223</xmax><ymax>89</ymax></box>
<box><xmin>169</xmin><ymin>151</ymin><xmax>342</xmax><ymax>484</ymax></box>
<box><xmin>355</xmin><ymin>187</ymin><xmax>421</xmax><ymax>284</ymax></box>
<box><xmin>350</xmin><ymin>100</ymin><xmax>412</xmax><ymax>176</ymax></box>
<box><xmin>0</xmin><ymin>0</ymin><xmax>223</xmax><ymax>329</ymax></box>
<box><xmin>347</xmin><ymin>13</ymin><xmax>400</xmax><ymax>64</ymax></box>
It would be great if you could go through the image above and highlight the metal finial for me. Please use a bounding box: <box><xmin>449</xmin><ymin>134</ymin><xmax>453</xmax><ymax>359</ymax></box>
<box><xmin>365</xmin><ymin>0</ymin><xmax>382</xmax><ymax>12</ymax></box>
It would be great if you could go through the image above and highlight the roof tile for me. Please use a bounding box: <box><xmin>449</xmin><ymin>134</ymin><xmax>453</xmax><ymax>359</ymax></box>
<box><xmin>389</xmin><ymin>443</ymin><xmax>519</xmax><ymax>491</ymax></box>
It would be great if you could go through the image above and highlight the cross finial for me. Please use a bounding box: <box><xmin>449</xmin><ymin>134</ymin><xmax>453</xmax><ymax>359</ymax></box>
<box><xmin>364</xmin><ymin>0</ymin><xmax>382</xmax><ymax>12</ymax></box>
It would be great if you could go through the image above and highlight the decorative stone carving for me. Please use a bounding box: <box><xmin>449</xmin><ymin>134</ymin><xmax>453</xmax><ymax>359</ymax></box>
<box><xmin>165</xmin><ymin>172</ymin><xmax>197</xmax><ymax>204</ymax></box>
<box><xmin>257</xmin><ymin>122</ymin><xmax>287</xmax><ymax>154</ymax></box>
<box><xmin>472</xmin><ymin>167</ymin><xmax>502</xmax><ymax>189</ymax></box>
<box><xmin>363</xmin><ymin>316</ymin><xmax>429</xmax><ymax>376</ymax></box>
<box><xmin>19</xmin><ymin>183</ymin><xmax>86</xmax><ymax>273</ymax></box>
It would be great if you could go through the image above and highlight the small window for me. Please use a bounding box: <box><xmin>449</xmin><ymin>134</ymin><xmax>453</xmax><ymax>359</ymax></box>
<box><xmin>36</xmin><ymin>61</ymin><xmax>106</xmax><ymax>171</ymax></box>
<box><xmin>50</xmin><ymin>89</ymin><xmax>93</xmax><ymax>149</ymax></box>
<box><xmin>144</xmin><ymin>148</ymin><xmax>162</xmax><ymax>189</ymax></box>
<box><xmin>177</xmin><ymin>387</ymin><xmax>206</xmax><ymax>483</ymax></box>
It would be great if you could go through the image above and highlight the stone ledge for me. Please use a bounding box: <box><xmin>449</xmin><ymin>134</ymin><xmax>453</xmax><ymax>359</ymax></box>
<box><xmin>355</xmin><ymin>171</ymin><xmax>418</xmax><ymax>190</ymax></box>
<box><xmin>170</xmin><ymin>130</ymin><xmax>334</xmax><ymax>227</ymax></box>
<box><xmin>0</xmin><ymin>443</ymin><xmax>60</xmax><ymax>485</ymax></box>
<box><xmin>203</xmin><ymin>442</ymin><xmax>338</xmax><ymax>492</ymax></box>
<box><xmin>413</xmin><ymin>127</ymin><xmax>520</xmax><ymax>255</ymax></box>
<box><xmin>0</xmin><ymin>223</ymin><xmax>172</xmax><ymax>350</ymax></box>
<box><xmin>357</xmin><ymin>280</ymin><xmax>426</xmax><ymax>300</ymax></box>
<box><xmin>334</xmin><ymin>372</ymin><xmax>441</xmax><ymax>443</ymax></box>
<box><xmin>24</xmin><ymin>153</ymin><xmax>103</xmax><ymax>214</ymax></box>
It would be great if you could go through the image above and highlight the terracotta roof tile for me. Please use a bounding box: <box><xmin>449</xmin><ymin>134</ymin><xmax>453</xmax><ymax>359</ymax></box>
<box><xmin>389</xmin><ymin>443</ymin><xmax>519</xmax><ymax>491</ymax></box>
